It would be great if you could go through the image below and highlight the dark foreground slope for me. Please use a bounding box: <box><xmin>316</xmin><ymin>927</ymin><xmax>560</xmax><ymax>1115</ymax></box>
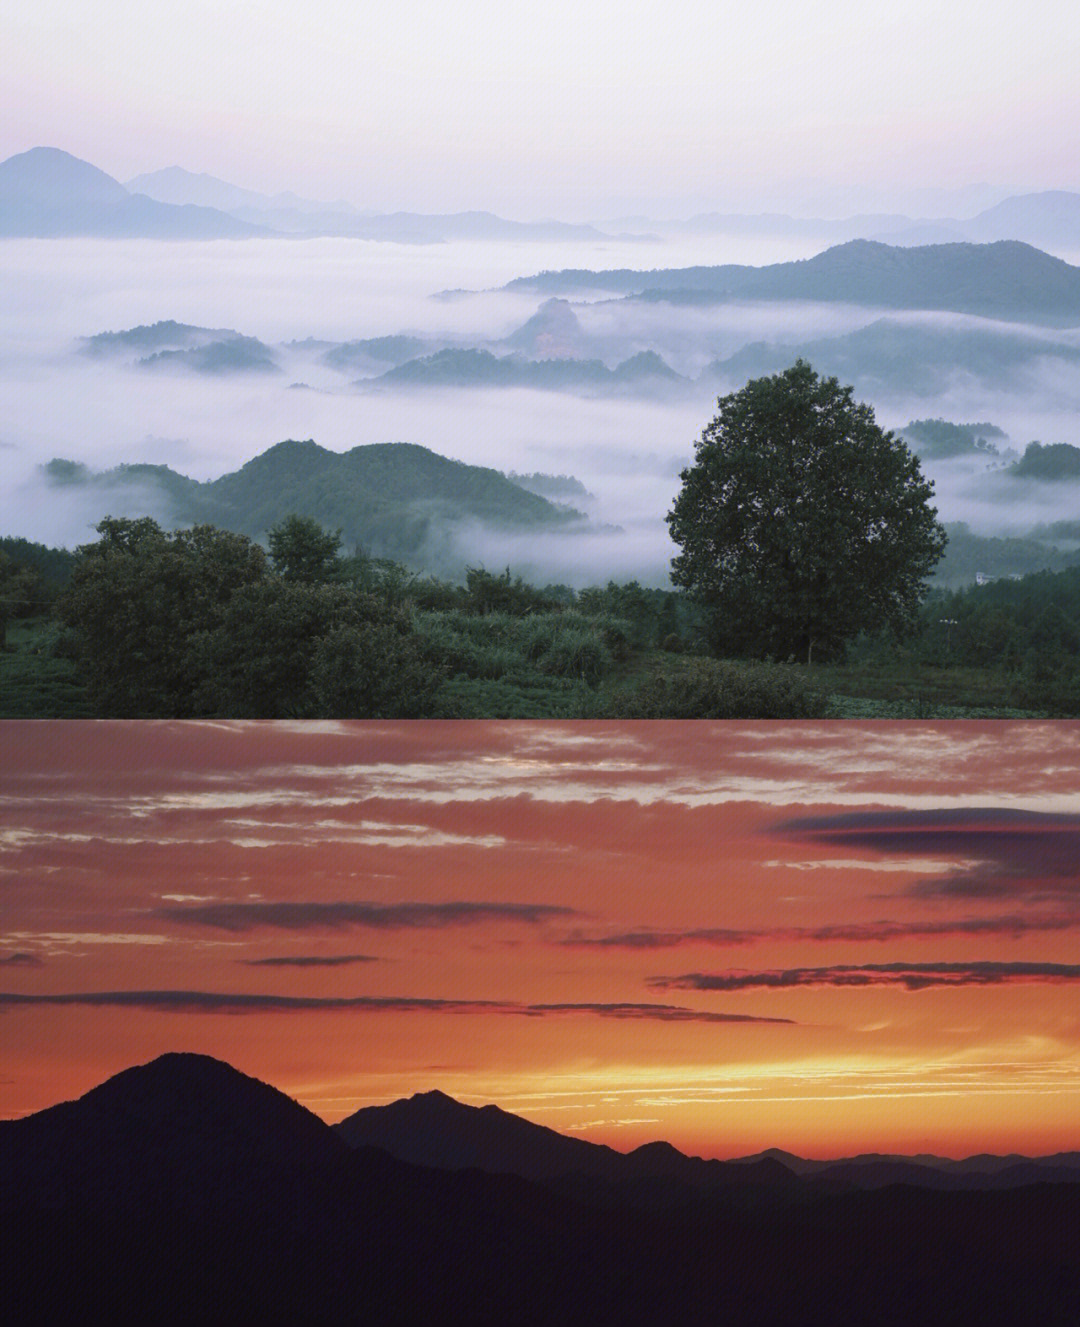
<box><xmin>3</xmin><ymin>1055</ymin><xmax>1078</xmax><ymax>1325</ymax></box>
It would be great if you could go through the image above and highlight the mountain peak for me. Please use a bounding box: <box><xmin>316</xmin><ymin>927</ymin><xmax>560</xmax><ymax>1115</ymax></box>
<box><xmin>409</xmin><ymin>1088</ymin><xmax>469</xmax><ymax>1106</ymax></box>
<box><xmin>0</xmin><ymin>146</ymin><xmax>128</xmax><ymax>203</ymax></box>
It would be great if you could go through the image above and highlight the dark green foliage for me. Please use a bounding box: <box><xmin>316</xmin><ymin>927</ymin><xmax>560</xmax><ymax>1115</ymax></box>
<box><xmin>668</xmin><ymin>361</ymin><xmax>947</xmax><ymax>663</ymax></box>
<box><xmin>0</xmin><ymin>541</ymin><xmax>70</xmax><ymax>647</ymax></box>
<box><xmin>611</xmin><ymin>656</ymin><xmax>828</xmax><ymax>718</ymax></box>
<box><xmin>431</xmin><ymin>673</ymin><xmax>592</xmax><ymax>718</ymax></box>
<box><xmin>0</xmin><ymin>537</ymin><xmax>77</xmax><ymax>592</ymax></box>
<box><xmin>0</xmin><ymin>618</ymin><xmax>93</xmax><ymax>717</ymax></box>
<box><xmin>463</xmin><ymin>567</ymin><xmax>561</xmax><ymax>616</ymax></box>
<box><xmin>58</xmin><ymin>517</ymin><xmax>268</xmax><ymax>716</ymax></box>
<box><xmin>268</xmin><ymin>514</ymin><xmax>342</xmax><ymax>582</ymax></box>
<box><xmin>55</xmin><ymin>516</ymin><xmax>441</xmax><ymax>718</ymax></box>
<box><xmin>310</xmin><ymin>625</ymin><xmax>442</xmax><ymax>718</ymax></box>
<box><xmin>191</xmin><ymin>582</ymin><xmax>439</xmax><ymax>718</ymax></box>
<box><xmin>412</xmin><ymin>609</ymin><xmax>615</xmax><ymax>688</ymax></box>
<box><xmin>934</xmin><ymin>523</ymin><xmax>1080</xmax><ymax>588</ymax></box>
<box><xmin>1011</xmin><ymin>441</ymin><xmax>1080</xmax><ymax>480</ymax></box>
<box><xmin>897</xmin><ymin>419</ymin><xmax>1005</xmax><ymax>459</ymax></box>
<box><xmin>17</xmin><ymin>505</ymin><xmax>1080</xmax><ymax>717</ymax></box>
<box><xmin>916</xmin><ymin>566</ymin><xmax>1080</xmax><ymax>711</ymax></box>
<box><xmin>576</xmin><ymin>580</ymin><xmax>674</xmax><ymax>649</ymax></box>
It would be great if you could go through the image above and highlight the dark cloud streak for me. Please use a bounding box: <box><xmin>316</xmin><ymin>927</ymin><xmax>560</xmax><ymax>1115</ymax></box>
<box><xmin>767</xmin><ymin>808</ymin><xmax>1080</xmax><ymax>904</ymax></box>
<box><xmin>156</xmin><ymin>900</ymin><xmax>579</xmax><ymax>931</ymax></box>
<box><xmin>0</xmin><ymin>989</ymin><xmax>792</xmax><ymax>1023</ymax></box>
<box><xmin>240</xmin><ymin>954</ymin><xmax>380</xmax><ymax>968</ymax></box>
<box><xmin>651</xmin><ymin>962</ymin><xmax>1080</xmax><ymax>993</ymax></box>
<box><xmin>559</xmin><ymin>912</ymin><xmax>1080</xmax><ymax>949</ymax></box>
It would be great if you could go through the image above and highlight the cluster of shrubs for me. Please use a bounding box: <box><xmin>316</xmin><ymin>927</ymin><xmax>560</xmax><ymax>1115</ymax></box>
<box><xmin>19</xmin><ymin>514</ymin><xmax>828</xmax><ymax>719</ymax></box>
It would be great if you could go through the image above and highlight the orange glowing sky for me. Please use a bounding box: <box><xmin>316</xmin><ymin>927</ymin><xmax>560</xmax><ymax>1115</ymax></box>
<box><xmin>3</xmin><ymin>719</ymin><xmax>1079</xmax><ymax>1159</ymax></box>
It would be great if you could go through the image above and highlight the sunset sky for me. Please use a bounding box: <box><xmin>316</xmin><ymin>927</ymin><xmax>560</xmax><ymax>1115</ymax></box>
<box><xmin>3</xmin><ymin>719</ymin><xmax>1079</xmax><ymax>1159</ymax></box>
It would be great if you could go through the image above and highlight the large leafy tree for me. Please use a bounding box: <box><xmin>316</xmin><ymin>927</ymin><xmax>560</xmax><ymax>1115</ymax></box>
<box><xmin>57</xmin><ymin>517</ymin><xmax>267</xmax><ymax>715</ymax></box>
<box><xmin>667</xmin><ymin>361</ymin><xmax>947</xmax><ymax>662</ymax></box>
<box><xmin>267</xmin><ymin>514</ymin><xmax>342</xmax><ymax>582</ymax></box>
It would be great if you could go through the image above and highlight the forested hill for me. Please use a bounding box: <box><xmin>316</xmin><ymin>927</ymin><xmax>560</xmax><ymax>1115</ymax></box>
<box><xmin>505</xmin><ymin>240</ymin><xmax>1080</xmax><ymax>324</ymax></box>
<box><xmin>43</xmin><ymin>440</ymin><xmax>584</xmax><ymax>561</ymax></box>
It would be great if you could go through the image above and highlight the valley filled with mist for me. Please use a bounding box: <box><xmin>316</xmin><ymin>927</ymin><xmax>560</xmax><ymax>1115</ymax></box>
<box><xmin>5</xmin><ymin>149</ymin><xmax>1080</xmax><ymax>717</ymax></box>
<box><xmin>4</xmin><ymin>149</ymin><xmax>1080</xmax><ymax>589</ymax></box>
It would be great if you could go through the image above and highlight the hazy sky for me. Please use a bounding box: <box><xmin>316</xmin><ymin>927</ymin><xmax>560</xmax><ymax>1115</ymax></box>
<box><xmin>4</xmin><ymin>1</ymin><xmax>1079</xmax><ymax>215</ymax></box>
<box><xmin>4</xmin><ymin>720</ymin><xmax>1079</xmax><ymax>1158</ymax></box>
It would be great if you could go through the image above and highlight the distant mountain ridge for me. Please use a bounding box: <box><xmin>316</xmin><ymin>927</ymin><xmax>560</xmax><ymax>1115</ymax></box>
<box><xmin>645</xmin><ymin>190</ymin><xmax>1080</xmax><ymax>250</ymax></box>
<box><xmin>1</xmin><ymin>148</ymin><xmax>651</xmax><ymax>243</ymax></box>
<box><xmin>336</xmin><ymin>1087</ymin><xmax>1080</xmax><ymax>1194</ymax></box>
<box><xmin>368</xmin><ymin>346</ymin><xmax>684</xmax><ymax>393</ymax></box>
<box><xmin>124</xmin><ymin>163</ymin><xmax>648</xmax><ymax>242</ymax></box>
<box><xmin>505</xmin><ymin>239</ymin><xmax>1080</xmax><ymax>324</ymax></box>
<box><xmin>709</xmin><ymin>317</ymin><xmax>1080</xmax><ymax>397</ymax></box>
<box><xmin>0</xmin><ymin>147</ymin><xmax>265</xmax><ymax>238</ymax></box>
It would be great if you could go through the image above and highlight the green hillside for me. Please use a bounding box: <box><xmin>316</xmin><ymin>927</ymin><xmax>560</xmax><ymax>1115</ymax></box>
<box><xmin>40</xmin><ymin>439</ymin><xmax>584</xmax><ymax>564</ymax></box>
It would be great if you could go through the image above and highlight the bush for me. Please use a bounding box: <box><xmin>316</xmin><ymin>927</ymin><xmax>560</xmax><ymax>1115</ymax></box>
<box><xmin>610</xmin><ymin>656</ymin><xmax>829</xmax><ymax>718</ymax></box>
<box><xmin>538</xmin><ymin>628</ymin><xmax>610</xmax><ymax>685</ymax></box>
<box><xmin>310</xmin><ymin>624</ymin><xmax>442</xmax><ymax>717</ymax></box>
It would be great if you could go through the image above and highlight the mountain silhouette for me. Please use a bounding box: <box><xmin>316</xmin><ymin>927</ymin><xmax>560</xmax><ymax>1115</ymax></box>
<box><xmin>709</xmin><ymin>317</ymin><xmax>1080</xmax><ymax>397</ymax></box>
<box><xmin>337</xmin><ymin>1090</ymin><xmax>818</xmax><ymax>1199</ymax></box>
<box><xmin>338</xmin><ymin>1087</ymin><xmax>1080</xmax><ymax>1200</ymax></box>
<box><xmin>0</xmin><ymin>1054</ymin><xmax>632</xmax><ymax>1324</ymax></box>
<box><xmin>371</xmin><ymin>346</ymin><xmax>683</xmax><ymax>392</ymax></box>
<box><xmin>0</xmin><ymin>147</ymin><xmax>266</xmax><ymax>237</ymax></box>
<box><xmin>41</xmin><ymin>438</ymin><xmax>583</xmax><ymax>566</ymax></box>
<box><xmin>337</xmin><ymin>1086</ymin><xmax>627</xmax><ymax>1179</ymax></box>
<box><xmin>506</xmin><ymin>238</ymin><xmax>1080</xmax><ymax>324</ymax></box>
<box><xmin>3</xmin><ymin>1055</ymin><xmax>1079</xmax><ymax>1325</ymax></box>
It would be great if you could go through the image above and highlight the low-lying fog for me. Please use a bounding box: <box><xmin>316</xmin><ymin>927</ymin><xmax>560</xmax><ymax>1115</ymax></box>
<box><xmin>3</xmin><ymin>234</ymin><xmax>1079</xmax><ymax>586</ymax></box>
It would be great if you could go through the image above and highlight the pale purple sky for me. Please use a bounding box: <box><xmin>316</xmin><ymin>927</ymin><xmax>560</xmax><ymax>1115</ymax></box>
<box><xmin>4</xmin><ymin>1</ymin><xmax>1079</xmax><ymax>216</ymax></box>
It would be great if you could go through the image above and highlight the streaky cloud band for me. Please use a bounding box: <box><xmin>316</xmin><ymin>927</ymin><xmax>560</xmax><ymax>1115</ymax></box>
<box><xmin>0</xmin><ymin>990</ymin><xmax>794</xmax><ymax>1023</ymax></box>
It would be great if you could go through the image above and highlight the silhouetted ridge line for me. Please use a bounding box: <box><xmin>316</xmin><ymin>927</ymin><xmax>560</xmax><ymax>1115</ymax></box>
<box><xmin>4</xmin><ymin>1057</ymin><xmax>1079</xmax><ymax>1325</ymax></box>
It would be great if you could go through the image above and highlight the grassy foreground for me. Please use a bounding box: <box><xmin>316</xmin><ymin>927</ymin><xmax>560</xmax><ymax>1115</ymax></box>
<box><xmin>1</xmin><ymin>616</ymin><xmax>1048</xmax><ymax>720</ymax></box>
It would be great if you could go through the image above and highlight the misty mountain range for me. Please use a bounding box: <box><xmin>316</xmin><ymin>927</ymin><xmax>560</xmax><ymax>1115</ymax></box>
<box><xmin>77</xmin><ymin>310</ymin><xmax>689</xmax><ymax>396</ymax></box>
<box><xmin>5</xmin><ymin>147</ymin><xmax>1079</xmax><ymax>251</ymax></box>
<box><xmin>0</xmin><ymin>148</ymin><xmax>649</xmax><ymax>243</ymax></box>
<box><xmin>3</xmin><ymin>1054</ymin><xmax>1078</xmax><ymax>1324</ymax></box>
<box><xmin>506</xmin><ymin>239</ymin><xmax>1080</xmax><ymax>324</ymax></box>
<box><xmin>335</xmin><ymin>1086</ymin><xmax>1080</xmax><ymax>1196</ymax></box>
<box><xmin>76</xmin><ymin>244</ymin><xmax>1080</xmax><ymax>404</ymax></box>
<box><xmin>647</xmin><ymin>191</ymin><xmax>1080</xmax><ymax>250</ymax></box>
<box><xmin>0</xmin><ymin>148</ymin><xmax>266</xmax><ymax>239</ymax></box>
<box><xmin>36</xmin><ymin>428</ymin><xmax>1080</xmax><ymax>587</ymax></box>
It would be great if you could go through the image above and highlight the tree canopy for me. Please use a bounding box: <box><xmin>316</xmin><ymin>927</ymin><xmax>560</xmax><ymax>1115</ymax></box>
<box><xmin>57</xmin><ymin>516</ymin><xmax>440</xmax><ymax>717</ymax></box>
<box><xmin>667</xmin><ymin>361</ymin><xmax>947</xmax><ymax>662</ymax></box>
